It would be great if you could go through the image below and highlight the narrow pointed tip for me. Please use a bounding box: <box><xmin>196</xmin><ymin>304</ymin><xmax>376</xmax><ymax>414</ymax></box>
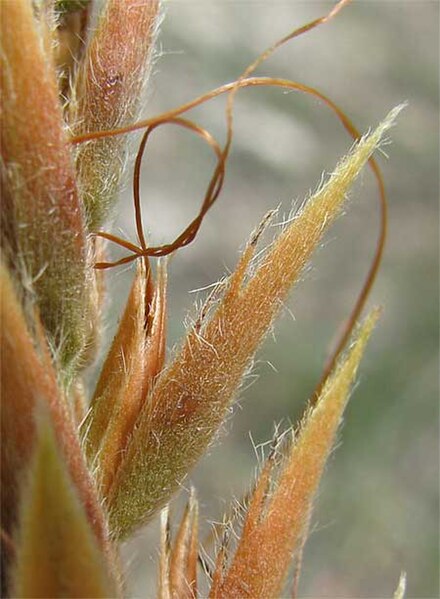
<box><xmin>393</xmin><ymin>571</ymin><xmax>407</xmax><ymax>599</ymax></box>
<box><xmin>160</xmin><ymin>505</ymin><xmax>171</xmax><ymax>552</ymax></box>
<box><xmin>386</xmin><ymin>102</ymin><xmax>408</xmax><ymax>123</ymax></box>
<box><xmin>209</xmin><ymin>528</ymin><xmax>230</xmax><ymax>599</ymax></box>
<box><xmin>188</xmin><ymin>486</ymin><xmax>198</xmax><ymax>512</ymax></box>
<box><xmin>348</xmin><ymin>306</ymin><xmax>381</xmax><ymax>354</ymax></box>
<box><xmin>370</xmin><ymin>103</ymin><xmax>406</xmax><ymax>145</ymax></box>
<box><xmin>158</xmin><ymin>505</ymin><xmax>172</xmax><ymax>599</ymax></box>
<box><xmin>319</xmin><ymin>306</ymin><xmax>380</xmax><ymax>408</ymax></box>
<box><xmin>167</xmin><ymin>491</ymin><xmax>199</xmax><ymax>599</ymax></box>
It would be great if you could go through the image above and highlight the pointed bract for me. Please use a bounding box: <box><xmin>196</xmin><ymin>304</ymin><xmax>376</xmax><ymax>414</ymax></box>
<box><xmin>83</xmin><ymin>259</ymin><xmax>153</xmax><ymax>459</ymax></box>
<box><xmin>169</xmin><ymin>491</ymin><xmax>198</xmax><ymax>599</ymax></box>
<box><xmin>107</xmin><ymin>109</ymin><xmax>400</xmax><ymax>538</ymax></box>
<box><xmin>157</xmin><ymin>494</ymin><xmax>199</xmax><ymax>599</ymax></box>
<box><xmin>82</xmin><ymin>260</ymin><xmax>167</xmax><ymax>498</ymax></box>
<box><xmin>210</xmin><ymin>309</ymin><xmax>380</xmax><ymax>598</ymax></box>
<box><xmin>11</xmin><ymin>415</ymin><xmax>119</xmax><ymax>598</ymax></box>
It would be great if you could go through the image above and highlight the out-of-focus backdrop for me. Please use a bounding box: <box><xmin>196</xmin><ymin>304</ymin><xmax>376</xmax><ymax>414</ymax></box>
<box><xmin>98</xmin><ymin>2</ymin><xmax>439</xmax><ymax>597</ymax></box>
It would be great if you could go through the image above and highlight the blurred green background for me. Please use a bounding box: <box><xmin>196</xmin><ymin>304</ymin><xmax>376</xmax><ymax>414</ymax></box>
<box><xmin>101</xmin><ymin>2</ymin><xmax>439</xmax><ymax>597</ymax></box>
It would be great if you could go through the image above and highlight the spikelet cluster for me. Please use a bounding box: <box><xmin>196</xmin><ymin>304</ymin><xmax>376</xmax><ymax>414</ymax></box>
<box><xmin>0</xmin><ymin>1</ymin><xmax>404</xmax><ymax>596</ymax></box>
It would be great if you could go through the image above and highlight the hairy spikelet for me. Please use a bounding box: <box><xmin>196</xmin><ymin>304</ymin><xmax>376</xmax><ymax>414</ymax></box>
<box><xmin>69</xmin><ymin>0</ymin><xmax>160</xmax><ymax>230</ymax></box>
<box><xmin>106</xmin><ymin>108</ymin><xmax>401</xmax><ymax>538</ymax></box>
<box><xmin>0</xmin><ymin>0</ymin><xmax>90</xmax><ymax>370</ymax></box>
<box><xmin>210</xmin><ymin>309</ymin><xmax>379</xmax><ymax>598</ymax></box>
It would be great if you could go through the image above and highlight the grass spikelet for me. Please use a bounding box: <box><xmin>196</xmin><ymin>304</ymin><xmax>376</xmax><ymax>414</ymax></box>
<box><xmin>83</xmin><ymin>260</ymin><xmax>167</xmax><ymax>497</ymax></box>
<box><xmin>0</xmin><ymin>263</ymin><xmax>107</xmax><ymax>547</ymax></box>
<box><xmin>106</xmin><ymin>109</ymin><xmax>399</xmax><ymax>538</ymax></box>
<box><xmin>0</xmin><ymin>0</ymin><xmax>90</xmax><ymax>371</ymax></box>
<box><xmin>210</xmin><ymin>309</ymin><xmax>380</xmax><ymax>598</ymax></box>
<box><xmin>69</xmin><ymin>0</ymin><xmax>160</xmax><ymax>230</ymax></box>
<box><xmin>11</xmin><ymin>414</ymin><xmax>119</xmax><ymax>598</ymax></box>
